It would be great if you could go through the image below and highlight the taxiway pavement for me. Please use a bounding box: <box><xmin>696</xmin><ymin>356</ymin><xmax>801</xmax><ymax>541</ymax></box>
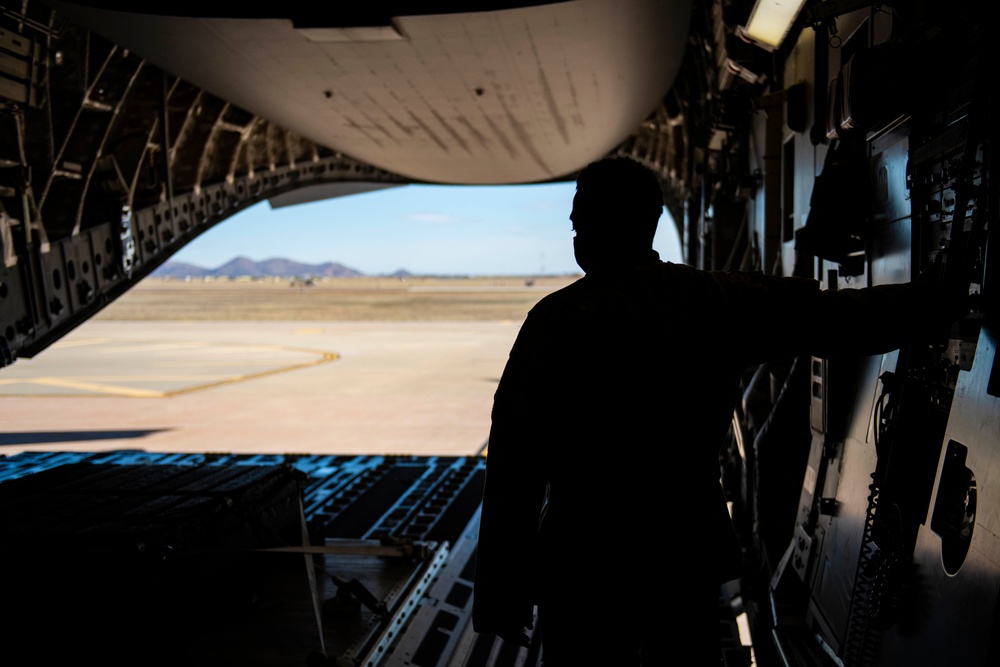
<box><xmin>0</xmin><ymin>320</ymin><xmax>523</xmax><ymax>458</ymax></box>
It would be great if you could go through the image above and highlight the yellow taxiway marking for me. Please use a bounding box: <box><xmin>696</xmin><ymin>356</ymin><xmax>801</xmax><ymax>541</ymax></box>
<box><xmin>98</xmin><ymin>341</ymin><xmax>212</xmax><ymax>353</ymax></box>
<box><xmin>10</xmin><ymin>377</ymin><xmax>165</xmax><ymax>397</ymax></box>
<box><xmin>0</xmin><ymin>341</ymin><xmax>340</xmax><ymax>398</ymax></box>
<box><xmin>150</xmin><ymin>361</ymin><xmax>309</xmax><ymax>368</ymax></box>
<box><xmin>50</xmin><ymin>337</ymin><xmax>114</xmax><ymax>348</ymax></box>
<box><xmin>0</xmin><ymin>375</ymin><xmax>230</xmax><ymax>381</ymax></box>
<box><xmin>164</xmin><ymin>352</ymin><xmax>339</xmax><ymax>397</ymax></box>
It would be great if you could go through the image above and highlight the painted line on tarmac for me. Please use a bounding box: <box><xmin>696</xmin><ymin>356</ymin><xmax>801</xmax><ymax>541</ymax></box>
<box><xmin>50</xmin><ymin>337</ymin><xmax>114</xmax><ymax>348</ymax></box>
<box><xmin>0</xmin><ymin>342</ymin><xmax>341</xmax><ymax>398</ymax></box>
<box><xmin>2</xmin><ymin>377</ymin><xmax>165</xmax><ymax>397</ymax></box>
<box><xmin>163</xmin><ymin>352</ymin><xmax>340</xmax><ymax>397</ymax></box>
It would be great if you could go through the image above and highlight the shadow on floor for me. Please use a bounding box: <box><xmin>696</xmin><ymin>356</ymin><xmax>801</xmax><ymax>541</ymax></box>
<box><xmin>0</xmin><ymin>429</ymin><xmax>169</xmax><ymax>446</ymax></box>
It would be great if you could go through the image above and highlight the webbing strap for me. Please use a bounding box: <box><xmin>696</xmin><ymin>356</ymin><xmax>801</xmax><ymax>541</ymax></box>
<box><xmin>299</xmin><ymin>492</ymin><xmax>326</xmax><ymax>656</ymax></box>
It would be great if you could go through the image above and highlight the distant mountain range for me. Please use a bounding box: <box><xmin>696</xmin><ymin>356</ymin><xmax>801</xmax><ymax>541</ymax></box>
<box><xmin>151</xmin><ymin>257</ymin><xmax>408</xmax><ymax>279</ymax></box>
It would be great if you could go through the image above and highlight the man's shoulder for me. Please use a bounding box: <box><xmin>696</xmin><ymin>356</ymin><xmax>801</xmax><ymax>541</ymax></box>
<box><xmin>532</xmin><ymin>276</ymin><xmax>587</xmax><ymax>305</ymax></box>
<box><xmin>522</xmin><ymin>279</ymin><xmax>579</xmax><ymax>321</ymax></box>
<box><xmin>530</xmin><ymin>262</ymin><xmax>683</xmax><ymax>304</ymax></box>
<box><xmin>525</xmin><ymin>262</ymin><xmax>812</xmax><ymax>313</ymax></box>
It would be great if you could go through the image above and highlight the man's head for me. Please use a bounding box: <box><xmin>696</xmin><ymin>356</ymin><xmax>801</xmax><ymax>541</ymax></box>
<box><xmin>570</xmin><ymin>156</ymin><xmax>663</xmax><ymax>272</ymax></box>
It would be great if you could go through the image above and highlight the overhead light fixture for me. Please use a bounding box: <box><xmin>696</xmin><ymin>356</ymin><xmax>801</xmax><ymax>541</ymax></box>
<box><xmin>297</xmin><ymin>23</ymin><xmax>406</xmax><ymax>43</ymax></box>
<box><xmin>741</xmin><ymin>0</ymin><xmax>808</xmax><ymax>50</ymax></box>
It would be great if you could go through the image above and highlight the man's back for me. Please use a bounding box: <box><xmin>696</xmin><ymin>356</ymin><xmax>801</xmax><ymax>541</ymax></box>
<box><xmin>488</xmin><ymin>256</ymin><xmax>831</xmax><ymax>548</ymax></box>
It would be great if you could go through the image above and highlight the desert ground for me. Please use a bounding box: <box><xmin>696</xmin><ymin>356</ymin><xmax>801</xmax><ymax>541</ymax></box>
<box><xmin>93</xmin><ymin>275</ymin><xmax>580</xmax><ymax>321</ymax></box>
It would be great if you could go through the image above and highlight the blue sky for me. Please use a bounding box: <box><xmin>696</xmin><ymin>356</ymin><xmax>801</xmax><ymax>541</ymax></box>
<box><xmin>170</xmin><ymin>182</ymin><xmax>683</xmax><ymax>276</ymax></box>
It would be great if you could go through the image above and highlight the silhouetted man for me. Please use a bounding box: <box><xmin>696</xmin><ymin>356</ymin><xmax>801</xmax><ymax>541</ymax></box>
<box><xmin>472</xmin><ymin>156</ymin><xmax>967</xmax><ymax>665</ymax></box>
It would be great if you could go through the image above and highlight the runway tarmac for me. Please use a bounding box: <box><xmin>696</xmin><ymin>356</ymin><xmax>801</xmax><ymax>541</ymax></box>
<box><xmin>0</xmin><ymin>319</ymin><xmax>523</xmax><ymax>458</ymax></box>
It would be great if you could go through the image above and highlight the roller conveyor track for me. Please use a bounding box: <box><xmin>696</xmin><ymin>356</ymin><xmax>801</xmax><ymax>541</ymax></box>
<box><xmin>0</xmin><ymin>451</ymin><xmax>752</xmax><ymax>666</ymax></box>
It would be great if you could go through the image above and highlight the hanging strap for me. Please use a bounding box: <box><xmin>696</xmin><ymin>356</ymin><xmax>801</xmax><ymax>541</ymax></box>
<box><xmin>298</xmin><ymin>492</ymin><xmax>327</xmax><ymax>657</ymax></box>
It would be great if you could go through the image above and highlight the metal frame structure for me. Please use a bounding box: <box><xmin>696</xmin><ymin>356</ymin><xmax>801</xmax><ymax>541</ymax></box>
<box><xmin>0</xmin><ymin>2</ymin><xmax>995</xmax><ymax>666</ymax></box>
